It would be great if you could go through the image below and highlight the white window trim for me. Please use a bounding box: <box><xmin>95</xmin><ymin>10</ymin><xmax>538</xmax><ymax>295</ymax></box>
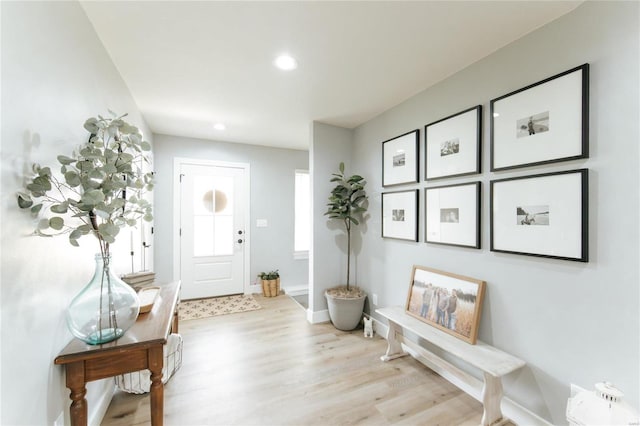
<box><xmin>294</xmin><ymin>169</ymin><xmax>310</xmax><ymax>256</ymax></box>
<box><xmin>293</xmin><ymin>250</ymin><xmax>309</xmax><ymax>260</ymax></box>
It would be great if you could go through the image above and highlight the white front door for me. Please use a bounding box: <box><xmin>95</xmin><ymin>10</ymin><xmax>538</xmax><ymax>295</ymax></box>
<box><xmin>178</xmin><ymin>160</ymin><xmax>248</xmax><ymax>300</ymax></box>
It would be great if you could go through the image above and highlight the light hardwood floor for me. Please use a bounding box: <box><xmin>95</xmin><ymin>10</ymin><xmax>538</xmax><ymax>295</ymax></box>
<box><xmin>102</xmin><ymin>295</ymin><xmax>484</xmax><ymax>425</ymax></box>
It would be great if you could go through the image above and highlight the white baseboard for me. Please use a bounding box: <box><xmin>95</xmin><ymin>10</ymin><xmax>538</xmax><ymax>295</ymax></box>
<box><xmin>307</xmin><ymin>308</ymin><xmax>329</xmax><ymax>324</ymax></box>
<box><xmin>89</xmin><ymin>381</ymin><xmax>115</xmax><ymax>426</ymax></box>
<box><xmin>250</xmin><ymin>283</ymin><xmax>309</xmax><ymax>297</ymax></box>
<box><xmin>284</xmin><ymin>285</ymin><xmax>308</xmax><ymax>296</ymax></box>
<box><xmin>370</xmin><ymin>315</ymin><xmax>551</xmax><ymax>426</ymax></box>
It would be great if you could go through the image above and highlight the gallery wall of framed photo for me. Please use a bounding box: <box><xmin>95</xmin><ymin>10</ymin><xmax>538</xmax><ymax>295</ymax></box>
<box><xmin>381</xmin><ymin>63</ymin><xmax>590</xmax><ymax>262</ymax></box>
<box><xmin>354</xmin><ymin>5</ymin><xmax>638</xmax><ymax>423</ymax></box>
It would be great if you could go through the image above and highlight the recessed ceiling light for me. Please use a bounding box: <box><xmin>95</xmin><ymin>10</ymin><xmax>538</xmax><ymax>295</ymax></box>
<box><xmin>214</xmin><ymin>123</ymin><xmax>226</xmax><ymax>131</ymax></box>
<box><xmin>274</xmin><ymin>54</ymin><xmax>297</xmax><ymax>71</ymax></box>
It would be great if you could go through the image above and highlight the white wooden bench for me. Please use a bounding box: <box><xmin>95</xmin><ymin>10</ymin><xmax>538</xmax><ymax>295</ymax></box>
<box><xmin>376</xmin><ymin>306</ymin><xmax>525</xmax><ymax>426</ymax></box>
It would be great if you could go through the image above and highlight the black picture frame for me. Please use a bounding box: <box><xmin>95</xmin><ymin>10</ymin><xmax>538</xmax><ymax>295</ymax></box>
<box><xmin>490</xmin><ymin>169</ymin><xmax>588</xmax><ymax>262</ymax></box>
<box><xmin>382</xmin><ymin>189</ymin><xmax>419</xmax><ymax>241</ymax></box>
<box><xmin>425</xmin><ymin>105</ymin><xmax>482</xmax><ymax>180</ymax></box>
<box><xmin>382</xmin><ymin>129</ymin><xmax>419</xmax><ymax>187</ymax></box>
<box><xmin>425</xmin><ymin>182</ymin><xmax>481</xmax><ymax>249</ymax></box>
<box><xmin>490</xmin><ymin>64</ymin><xmax>589</xmax><ymax>171</ymax></box>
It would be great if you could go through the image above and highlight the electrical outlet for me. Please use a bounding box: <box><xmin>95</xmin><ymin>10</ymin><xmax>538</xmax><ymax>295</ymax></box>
<box><xmin>372</xmin><ymin>293</ymin><xmax>378</xmax><ymax>306</ymax></box>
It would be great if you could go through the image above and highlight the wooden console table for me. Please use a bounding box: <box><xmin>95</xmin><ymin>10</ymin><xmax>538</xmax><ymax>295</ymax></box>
<box><xmin>55</xmin><ymin>281</ymin><xmax>180</xmax><ymax>426</ymax></box>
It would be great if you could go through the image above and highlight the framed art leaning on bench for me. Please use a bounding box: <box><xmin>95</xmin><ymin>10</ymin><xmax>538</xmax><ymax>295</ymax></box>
<box><xmin>405</xmin><ymin>265</ymin><xmax>485</xmax><ymax>344</ymax></box>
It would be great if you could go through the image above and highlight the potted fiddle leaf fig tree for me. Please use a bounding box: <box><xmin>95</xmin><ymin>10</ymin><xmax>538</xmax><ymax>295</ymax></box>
<box><xmin>17</xmin><ymin>111</ymin><xmax>154</xmax><ymax>345</ymax></box>
<box><xmin>324</xmin><ymin>162</ymin><xmax>368</xmax><ymax>331</ymax></box>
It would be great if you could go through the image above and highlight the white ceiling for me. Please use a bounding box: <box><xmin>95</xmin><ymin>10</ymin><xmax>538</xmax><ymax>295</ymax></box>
<box><xmin>81</xmin><ymin>1</ymin><xmax>581</xmax><ymax>150</ymax></box>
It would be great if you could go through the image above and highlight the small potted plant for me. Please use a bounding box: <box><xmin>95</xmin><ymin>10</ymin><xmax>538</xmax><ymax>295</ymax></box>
<box><xmin>259</xmin><ymin>270</ymin><xmax>280</xmax><ymax>297</ymax></box>
<box><xmin>324</xmin><ymin>162</ymin><xmax>368</xmax><ymax>330</ymax></box>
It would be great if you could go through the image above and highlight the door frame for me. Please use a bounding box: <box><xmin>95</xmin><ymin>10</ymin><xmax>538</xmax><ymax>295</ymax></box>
<box><xmin>173</xmin><ymin>157</ymin><xmax>251</xmax><ymax>294</ymax></box>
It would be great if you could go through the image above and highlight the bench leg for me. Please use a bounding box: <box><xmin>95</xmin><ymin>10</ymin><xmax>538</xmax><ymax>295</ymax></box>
<box><xmin>481</xmin><ymin>373</ymin><xmax>506</xmax><ymax>426</ymax></box>
<box><xmin>380</xmin><ymin>320</ymin><xmax>408</xmax><ymax>362</ymax></box>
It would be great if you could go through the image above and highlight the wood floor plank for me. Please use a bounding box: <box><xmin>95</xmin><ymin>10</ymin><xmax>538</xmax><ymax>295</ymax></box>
<box><xmin>101</xmin><ymin>295</ymin><xmax>486</xmax><ymax>425</ymax></box>
<box><xmin>392</xmin><ymin>393</ymin><xmax>483</xmax><ymax>426</ymax></box>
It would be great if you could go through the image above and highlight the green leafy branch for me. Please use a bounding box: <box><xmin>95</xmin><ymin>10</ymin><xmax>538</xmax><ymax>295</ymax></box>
<box><xmin>324</xmin><ymin>162</ymin><xmax>367</xmax><ymax>290</ymax></box>
<box><xmin>259</xmin><ymin>270</ymin><xmax>280</xmax><ymax>280</ymax></box>
<box><xmin>17</xmin><ymin>111</ymin><xmax>154</xmax><ymax>257</ymax></box>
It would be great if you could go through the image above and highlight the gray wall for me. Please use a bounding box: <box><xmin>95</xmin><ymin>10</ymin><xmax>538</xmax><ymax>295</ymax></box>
<box><xmin>309</xmin><ymin>122</ymin><xmax>354</xmax><ymax>314</ymax></box>
<box><xmin>340</xmin><ymin>2</ymin><xmax>637</xmax><ymax>424</ymax></box>
<box><xmin>153</xmin><ymin>134</ymin><xmax>309</xmax><ymax>291</ymax></box>
<box><xmin>0</xmin><ymin>2</ymin><xmax>152</xmax><ymax>424</ymax></box>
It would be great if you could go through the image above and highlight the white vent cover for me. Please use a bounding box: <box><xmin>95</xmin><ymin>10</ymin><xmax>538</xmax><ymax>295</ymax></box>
<box><xmin>567</xmin><ymin>382</ymin><xmax>639</xmax><ymax>426</ymax></box>
<box><xmin>595</xmin><ymin>382</ymin><xmax>624</xmax><ymax>404</ymax></box>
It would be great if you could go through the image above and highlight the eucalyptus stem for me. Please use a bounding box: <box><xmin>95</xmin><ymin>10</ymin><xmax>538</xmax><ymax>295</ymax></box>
<box><xmin>16</xmin><ymin>111</ymin><xmax>155</xmax><ymax>344</ymax></box>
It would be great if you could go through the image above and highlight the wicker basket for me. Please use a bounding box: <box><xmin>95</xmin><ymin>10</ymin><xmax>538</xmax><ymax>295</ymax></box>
<box><xmin>262</xmin><ymin>278</ymin><xmax>281</xmax><ymax>297</ymax></box>
<box><xmin>115</xmin><ymin>333</ymin><xmax>183</xmax><ymax>394</ymax></box>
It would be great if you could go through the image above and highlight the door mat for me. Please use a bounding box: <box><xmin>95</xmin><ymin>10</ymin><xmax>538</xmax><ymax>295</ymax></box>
<box><xmin>179</xmin><ymin>294</ymin><xmax>262</xmax><ymax>321</ymax></box>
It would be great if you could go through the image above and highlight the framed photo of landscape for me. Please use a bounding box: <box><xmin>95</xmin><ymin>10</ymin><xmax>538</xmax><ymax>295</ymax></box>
<box><xmin>425</xmin><ymin>105</ymin><xmax>481</xmax><ymax>180</ymax></box>
<box><xmin>490</xmin><ymin>64</ymin><xmax>589</xmax><ymax>171</ymax></box>
<box><xmin>382</xmin><ymin>190</ymin><xmax>418</xmax><ymax>241</ymax></box>
<box><xmin>405</xmin><ymin>265</ymin><xmax>486</xmax><ymax>344</ymax></box>
<box><xmin>382</xmin><ymin>129</ymin><xmax>419</xmax><ymax>187</ymax></box>
<box><xmin>490</xmin><ymin>169</ymin><xmax>588</xmax><ymax>262</ymax></box>
<box><xmin>425</xmin><ymin>182</ymin><xmax>480</xmax><ymax>249</ymax></box>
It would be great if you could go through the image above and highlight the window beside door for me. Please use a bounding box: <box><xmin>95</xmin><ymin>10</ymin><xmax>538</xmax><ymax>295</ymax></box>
<box><xmin>294</xmin><ymin>170</ymin><xmax>310</xmax><ymax>258</ymax></box>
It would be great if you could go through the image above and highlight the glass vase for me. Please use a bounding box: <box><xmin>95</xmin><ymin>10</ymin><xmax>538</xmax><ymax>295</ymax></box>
<box><xmin>66</xmin><ymin>253</ymin><xmax>140</xmax><ymax>345</ymax></box>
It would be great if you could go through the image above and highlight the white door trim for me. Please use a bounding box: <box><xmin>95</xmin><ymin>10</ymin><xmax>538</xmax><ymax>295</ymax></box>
<box><xmin>173</xmin><ymin>157</ymin><xmax>251</xmax><ymax>294</ymax></box>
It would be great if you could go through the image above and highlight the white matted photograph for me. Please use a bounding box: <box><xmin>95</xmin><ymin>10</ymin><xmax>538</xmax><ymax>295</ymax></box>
<box><xmin>392</xmin><ymin>153</ymin><xmax>406</xmax><ymax>167</ymax></box>
<box><xmin>382</xmin><ymin>130</ymin><xmax>419</xmax><ymax>187</ymax></box>
<box><xmin>425</xmin><ymin>105</ymin><xmax>481</xmax><ymax>180</ymax></box>
<box><xmin>440</xmin><ymin>138</ymin><xmax>460</xmax><ymax>156</ymax></box>
<box><xmin>490</xmin><ymin>169</ymin><xmax>588</xmax><ymax>262</ymax></box>
<box><xmin>382</xmin><ymin>190</ymin><xmax>418</xmax><ymax>241</ymax></box>
<box><xmin>516</xmin><ymin>111</ymin><xmax>549</xmax><ymax>138</ymax></box>
<box><xmin>440</xmin><ymin>208</ymin><xmax>459</xmax><ymax>223</ymax></box>
<box><xmin>425</xmin><ymin>182</ymin><xmax>481</xmax><ymax>249</ymax></box>
<box><xmin>392</xmin><ymin>209</ymin><xmax>405</xmax><ymax>222</ymax></box>
<box><xmin>490</xmin><ymin>64</ymin><xmax>589</xmax><ymax>171</ymax></box>
<box><xmin>516</xmin><ymin>205</ymin><xmax>549</xmax><ymax>226</ymax></box>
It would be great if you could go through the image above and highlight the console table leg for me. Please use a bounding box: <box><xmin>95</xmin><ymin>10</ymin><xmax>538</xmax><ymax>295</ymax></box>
<box><xmin>381</xmin><ymin>320</ymin><xmax>409</xmax><ymax>362</ymax></box>
<box><xmin>172</xmin><ymin>309</ymin><xmax>179</xmax><ymax>333</ymax></box>
<box><xmin>481</xmin><ymin>373</ymin><xmax>505</xmax><ymax>426</ymax></box>
<box><xmin>66</xmin><ymin>362</ymin><xmax>87</xmax><ymax>426</ymax></box>
<box><xmin>149</xmin><ymin>346</ymin><xmax>164</xmax><ymax>426</ymax></box>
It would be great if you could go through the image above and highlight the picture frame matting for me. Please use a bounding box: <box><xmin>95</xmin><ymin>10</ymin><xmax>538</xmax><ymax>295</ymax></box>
<box><xmin>382</xmin><ymin>189</ymin><xmax>419</xmax><ymax>241</ymax></box>
<box><xmin>382</xmin><ymin>129</ymin><xmax>420</xmax><ymax>187</ymax></box>
<box><xmin>425</xmin><ymin>182</ymin><xmax>481</xmax><ymax>249</ymax></box>
<box><xmin>490</xmin><ymin>63</ymin><xmax>589</xmax><ymax>171</ymax></box>
<box><xmin>425</xmin><ymin>105</ymin><xmax>482</xmax><ymax>180</ymax></box>
<box><xmin>490</xmin><ymin>168</ymin><xmax>588</xmax><ymax>262</ymax></box>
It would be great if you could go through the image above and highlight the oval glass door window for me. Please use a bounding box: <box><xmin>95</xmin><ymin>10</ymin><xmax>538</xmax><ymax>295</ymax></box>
<box><xmin>202</xmin><ymin>189</ymin><xmax>228</xmax><ymax>213</ymax></box>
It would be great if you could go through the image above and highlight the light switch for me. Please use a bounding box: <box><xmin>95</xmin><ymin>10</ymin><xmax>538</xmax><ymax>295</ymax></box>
<box><xmin>256</xmin><ymin>219</ymin><xmax>268</xmax><ymax>227</ymax></box>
